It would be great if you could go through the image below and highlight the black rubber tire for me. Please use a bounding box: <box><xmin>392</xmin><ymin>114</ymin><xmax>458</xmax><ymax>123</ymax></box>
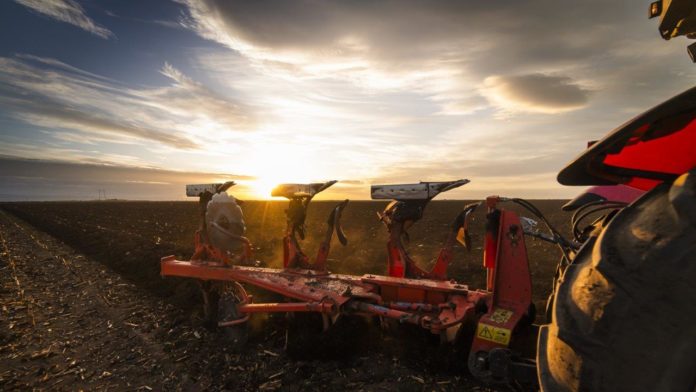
<box><xmin>537</xmin><ymin>170</ymin><xmax>696</xmax><ymax>392</ymax></box>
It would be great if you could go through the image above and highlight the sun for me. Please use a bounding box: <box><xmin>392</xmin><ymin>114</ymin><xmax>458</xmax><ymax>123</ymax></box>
<box><xmin>238</xmin><ymin>143</ymin><xmax>316</xmax><ymax>199</ymax></box>
<box><xmin>248</xmin><ymin>175</ymin><xmax>286</xmax><ymax>199</ymax></box>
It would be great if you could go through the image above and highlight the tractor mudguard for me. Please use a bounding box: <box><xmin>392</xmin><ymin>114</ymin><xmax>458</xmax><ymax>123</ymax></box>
<box><xmin>537</xmin><ymin>168</ymin><xmax>696</xmax><ymax>391</ymax></box>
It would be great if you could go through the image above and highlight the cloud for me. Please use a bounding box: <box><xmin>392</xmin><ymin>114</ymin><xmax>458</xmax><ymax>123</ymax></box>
<box><xmin>0</xmin><ymin>142</ymin><xmax>152</xmax><ymax>168</ymax></box>
<box><xmin>482</xmin><ymin>74</ymin><xmax>591</xmax><ymax>114</ymax></box>
<box><xmin>177</xmin><ymin>0</ymin><xmax>685</xmax><ymax>118</ymax></box>
<box><xmin>179</xmin><ymin>1</ymin><xmax>538</xmax><ymax>63</ymax></box>
<box><xmin>14</xmin><ymin>0</ymin><xmax>114</xmax><ymax>39</ymax></box>
<box><xmin>0</xmin><ymin>55</ymin><xmax>256</xmax><ymax>150</ymax></box>
<box><xmin>174</xmin><ymin>0</ymin><xmax>696</xmax><ymax>123</ymax></box>
<box><xmin>0</xmin><ymin>156</ymin><xmax>254</xmax><ymax>201</ymax></box>
<box><xmin>153</xmin><ymin>62</ymin><xmax>253</xmax><ymax>128</ymax></box>
<box><xmin>179</xmin><ymin>1</ymin><xmax>488</xmax><ymax>116</ymax></box>
<box><xmin>177</xmin><ymin>0</ymin><xmax>650</xmax><ymax>70</ymax></box>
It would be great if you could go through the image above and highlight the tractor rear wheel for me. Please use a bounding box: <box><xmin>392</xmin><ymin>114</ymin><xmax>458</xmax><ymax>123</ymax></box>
<box><xmin>537</xmin><ymin>170</ymin><xmax>696</xmax><ymax>391</ymax></box>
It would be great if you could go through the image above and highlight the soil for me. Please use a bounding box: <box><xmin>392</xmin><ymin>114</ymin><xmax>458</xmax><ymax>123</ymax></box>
<box><xmin>0</xmin><ymin>199</ymin><xmax>570</xmax><ymax>391</ymax></box>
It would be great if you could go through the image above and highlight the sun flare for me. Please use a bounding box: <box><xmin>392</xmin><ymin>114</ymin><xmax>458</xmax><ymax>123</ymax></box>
<box><xmin>248</xmin><ymin>176</ymin><xmax>285</xmax><ymax>199</ymax></box>
<box><xmin>239</xmin><ymin>143</ymin><xmax>316</xmax><ymax>199</ymax></box>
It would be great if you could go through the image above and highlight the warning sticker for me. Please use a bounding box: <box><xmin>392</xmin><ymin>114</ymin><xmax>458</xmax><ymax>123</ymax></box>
<box><xmin>489</xmin><ymin>308</ymin><xmax>514</xmax><ymax>324</ymax></box>
<box><xmin>476</xmin><ymin>323</ymin><xmax>511</xmax><ymax>345</ymax></box>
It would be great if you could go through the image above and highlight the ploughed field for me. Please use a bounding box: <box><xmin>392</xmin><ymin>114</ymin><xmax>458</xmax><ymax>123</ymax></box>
<box><xmin>0</xmin><ymin>200</ymin><xmax>569</xmax><ymax>391</ymax></box>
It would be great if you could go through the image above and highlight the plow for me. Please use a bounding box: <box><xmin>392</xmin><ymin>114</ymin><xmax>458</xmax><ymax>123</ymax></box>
<box><xmin>162</xmin><ymin>179</ymin><xmax>541</xmax><ymax>386</ymax></box>
<box><xmin>161</xmin><ymin>83</ymin><xmax>696</xmax><ymax>391</ymax></box>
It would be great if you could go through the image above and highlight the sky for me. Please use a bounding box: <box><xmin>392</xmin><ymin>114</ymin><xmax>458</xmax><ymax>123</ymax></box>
<box><xmin>0</xmin><ymin>0</ymin><xmax>694</xmax><ymax>201</ymax></box>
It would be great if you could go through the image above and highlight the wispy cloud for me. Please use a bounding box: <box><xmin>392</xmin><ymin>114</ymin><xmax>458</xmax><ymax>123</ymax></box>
<box><xmin>0</xmin><ymin>156</ymin><xmax>254</xmax><ymax>201</ymax></box>
<box><xmin>0</xmin><ymin>141</ymin><xmax>152</xmax><ymax>168</ymax></box>
<box><xmin>0</xmin><ymin>55</ymin><xmax>256</xmax><ymax>150</ymax></box>
<box><xmin>14</xmin><ymin>0</ymin><xmax>114</xmax><ymax>39</ymax></box>
<box><xmin>178</xmin><ymin>0</ymin><xmax>692</xmax><ymax>119</ymax></box>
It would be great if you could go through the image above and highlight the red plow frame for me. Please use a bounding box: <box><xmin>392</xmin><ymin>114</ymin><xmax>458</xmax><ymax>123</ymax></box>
<box><xmin>160</xmin><ymin>181</ymin><xmax>538</xmax><ymax>385</ymax></box>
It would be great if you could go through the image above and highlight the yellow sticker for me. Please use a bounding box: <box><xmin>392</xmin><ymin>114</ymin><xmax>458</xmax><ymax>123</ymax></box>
<box><xmin>489</xmin><ymin>308</ymin><xmax>513</xmax><ymax>324</ymax></box>
<box><xmin>477</xmin><ymin>323</ymin><xmax>511</xmax><ymax>345</ymax></box>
